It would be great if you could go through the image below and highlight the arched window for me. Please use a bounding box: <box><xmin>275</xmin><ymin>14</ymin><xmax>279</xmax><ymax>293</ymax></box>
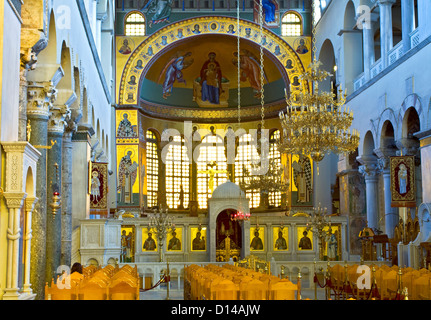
<box><xmin>125</xmin><ymin>12</ymin><xmax>146</xmax><ymax>36</ymax></box>
<box><xmin>197</xmin><ymin>135</ymin><xmax>228</xmax><ymax>209</ymax></box>
<box><xmin>146</xmin><ymin>130</ymin><xmax>158</xmax><ymax>208</ymax></box>
<box><xmin>281</xmin><ymin>12</ymin><xmax>302</xmax><ymax>36</ymax></box>
<box><xmin>268</xmin><ymin>130</ymin><xmax>282</xmax><ymax>207</ymax></box>
<box><xmin>165</xmin><ymin>135</ymin><xmax>190</xmax><ymax>209</ymax></box>
<box><xmin>235</xmin><ymin>133</ymin><xmax>261</xmax><ymax>209</ymax></box>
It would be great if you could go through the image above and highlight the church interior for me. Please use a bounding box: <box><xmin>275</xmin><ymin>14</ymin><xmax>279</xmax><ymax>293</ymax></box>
<box><xmin>1</xmin><ymin>0</ymin><xmax>431</xmax><ymax>302</ymax></box>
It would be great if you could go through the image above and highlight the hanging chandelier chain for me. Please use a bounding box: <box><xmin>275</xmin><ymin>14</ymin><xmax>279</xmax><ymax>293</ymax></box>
<box><xmin>259</xmin><ymin>0</ymin><xmax>265</xmax><ymax>130</ymax></box>
<box><xmin>237</xmin><ymin>0</ymin><xmax>241</xmax><ymax>125</ymax></box>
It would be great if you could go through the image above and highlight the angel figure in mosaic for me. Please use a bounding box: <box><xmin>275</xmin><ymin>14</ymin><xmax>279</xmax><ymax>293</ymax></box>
<box><xmin>158</xmin><ymin>51</ymin><xmax>194</xmax><ymax>99</ymax></box>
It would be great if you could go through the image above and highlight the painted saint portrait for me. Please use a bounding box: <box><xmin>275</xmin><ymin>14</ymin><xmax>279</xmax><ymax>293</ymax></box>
<box><xmin>295</xmin><ymin>38</ymin><xmax>309</xmax><ymax>54</ymax></box>
<box><xmin>116</xmin><ymin>111</ymin><xmax>138</xmax><ymax>138</ymax></box>
<box><xmin>227</xmin><ymin>24</ymin><xmax>235</xmax><ymax>34</ymax></box>
<box><xmin>292</xmin><ymin>154</ymin><xmax>313</xmax><ymax>204</ymax></box>
<box><xmin>142</xmin><ymin>228</ymin><xmax>158</xmax><ymax>251</ymax></box>
<box><xmin>121</xmin><ymin>226</ymin><xmax>135</xmax><ymax>262</ymax></box>
<box><xmin>200</xmin><ymin>52</ymin><xmax>223</xmax><ymax>105</ymax></box>
<box><xmin>135</xmin><ymin>60</ymin><xmax>144</xmax><ymax>70</ymax></box>
<box><xmin>118</xmin><ymin>38</ymin><xmax>133</xmax><ymax>55</ymax></box>
<box><xmin>274</xmin><ymin>227</ymin><xmax>288</xmax><ymax>251</ymax></box>
<box><xmin>117</xmin><ymin>147</ymin><xmax>139</xmax><ymax>204</ymax></box>
<box><xmin>167</xmin><ymin>228</ymin><xmax>182</xmax><ymax>251</ymax></box>
<box><xmin>298</xmin><ymin>227</ymin><xmax>313</xmax><ymax>250</ymax></box>
<box><xmin>191</xmin><ymin>227</ymin><xmax>207</xmax><ymax>251</ymax></box>
<box><xmin>250</xmin><ymin>227</ymin><xmax>264</xmax><ymax>251</ymax></box>
<box><xmin>285</xmin><ymin>59</ymin><xmax>294</xmax><ymax>70</ymax></box>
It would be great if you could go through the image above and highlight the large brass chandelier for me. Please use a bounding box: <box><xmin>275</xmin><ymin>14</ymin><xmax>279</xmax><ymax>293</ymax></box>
<box><xmin>278</xmin><ymin>14</ymin><xmax>359</xmax><ymax>166</ymax></box>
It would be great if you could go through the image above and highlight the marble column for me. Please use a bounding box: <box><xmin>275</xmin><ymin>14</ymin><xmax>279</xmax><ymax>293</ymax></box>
<box><xmin>401</xmin><ymin>0</ymin><xmax>415</xmax><ymax>52</ymax></box>
<box><xmin>377</xmin><ymin>0</ymin><xmax>396</xmax><ymax>68</ymax></box>
<box><xmin>61</xmin><ymin>121</ymin><xmax>76</xmax><ymax>267</ymax></box>
<box><xmin>2</xmin><ymin>193</ymin><xmax>27</xmax><ymax>300</ymax></box>
<box><xmin>358</xmin><ymin>155</ymin><xmax>382</xmax><ymax>230</ymax></box>
<box><xmin>375</xmin><ymin>148</ymin><xmax>398</xmax><ymax>238</ymax></box>
<box><xmin>27</xmin><ymin>81</ymin><xmax>57</xmax><ymax>300</ymax></box>
<box><xmin>360</xmin><ymin>12</ymin><xmax>378</xmax><ymax>81</ymax></box>
<box><xmin>45</xmin><ymin>106</ymin><xmax>68</xmax><ymax>283</ymax></box>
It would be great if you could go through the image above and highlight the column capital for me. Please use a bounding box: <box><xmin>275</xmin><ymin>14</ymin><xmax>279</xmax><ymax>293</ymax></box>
<box><xmin>24</xmin><ymin>197</ymin><xmax>39</xmax><ymax>213</ymax></box>
<box><xmin>357</xmin><ymin>155</ymin><xmax>382</xmax><ymax>179</ymax></box>
<box><xmin>27</xmin><ymin>81</ymin><xmax>58</xmax><ymax>119</ymax></box>
<box><xmin>48</xmin><ymin>106</ymin><xmax>71</xmax><ymax>134</ymax></box>
<box><xmin>376</xmin><ymin>0</ymin><xmax>396</xmax><ymax>6</ymax></box>
<box><xmin>3</xmin><ymin>192</ymin><xmax>27</xmax><ymax>209</ymax></box>
<box><xmin>374</xmin><ymin>147</ymin><xmax>397</xmax><ymax>171</ymax></box>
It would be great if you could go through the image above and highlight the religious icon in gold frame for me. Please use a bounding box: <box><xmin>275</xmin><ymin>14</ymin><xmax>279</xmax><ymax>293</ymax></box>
<box><xmin>142</xmin><ymin>227</ymin><xmax>158</xmax><ymax>252</ymax></box>
<box><xmin>167</xmin><ymin>227</ymin><xmax>183</xmax><ymax>251</ymax></box>
<box><xmin>121</xmin><ymin>226</ymin><xmax>135</xmax><ymax>262</ymax></box>
<box><xmin>191</xmin><ymin>226</ymin><xmax>207</xmax><ymax>251</ymax></box>
<box><xmin>250</xmin><ymin>226</ymin><xmax>264</xmax><ymax>251</ymax></box>
<box><xmin>273</xmin><ymin>226</ymin><xmax>288</xmax><ymax>251</ymax></box>
<box><xmin>322</xmin><ymin>224</ymin><xmax>341</xmax><ymax>261</ymax></box>
<box><xmin>297</xmin><ymin>226</ymin><xmax>313</xmax><ymax>250</ymax></box>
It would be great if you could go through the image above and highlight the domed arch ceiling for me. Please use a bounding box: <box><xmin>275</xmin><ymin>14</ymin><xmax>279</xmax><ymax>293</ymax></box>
<box><xmin>116</xmin><ymin>16</ymin><xmax>311</xmax><ymax>122</ymax></box>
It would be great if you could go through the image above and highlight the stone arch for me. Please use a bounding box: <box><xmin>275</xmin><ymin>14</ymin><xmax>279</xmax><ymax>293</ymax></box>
<box><xmin>344</xmin><ymin>0</ymin><xmax>364</xmax><ymax>94</ymax></box>
<box><xmin>401</xmin><ymin>94</ymin><xmax>423</xmax><ymax>133</ymax></box>
<box><xmin>379</xmin><ymin>120</ymin><xmax>397</xmax><ymax>152</ymax></box>
<box><xmin>401</xmin><ymin>106</ymin><xmax>421</xmax><ymax>139</ymax></box>
<box><xmin>318</xmin><ymin>38</ymin><xmax>337</xmax><ymax>93</ymax></box>
<box><xmin>363</xmin><ymin>130</ymin><xmax>376</xmax><ymax>156</ymax></box>
<box><xmin>375</xmin><ymin>108</ymin><xmax>399</xmax><ymax>147</ymax></box>
<box><xmin>117</xmin><ymin>16</ymin><xmax>308</xmax><ymax>106</ymax></box>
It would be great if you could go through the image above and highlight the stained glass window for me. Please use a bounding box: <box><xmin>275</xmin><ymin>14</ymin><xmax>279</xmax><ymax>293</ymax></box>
<box><xmin>125</xmin><ymin>12</ymin><xmax>146</xmax><ymax>36</ymax></box>
<box><xmin>165</xmin><ymin>136</ymin><xmax>190</xmax><ymax>209</ymax></box>
<box><xmin>146</xmin><ymin>130</ymin><xmax>158</xmax><ymax>208</ymax></box>
<box><xmin>281</xmin><ymin>12</ymin><xmax>302</xmax><ymax>36</ymax></box>
<box><xmin>235</xmin><ymin>133</ymin><xmax>261</xmax><ymax>209</ymax></box>
<box><xmin>197</xmin><ymin>135</ymin><xmax>228</xmax><ymax>209</ymax></box>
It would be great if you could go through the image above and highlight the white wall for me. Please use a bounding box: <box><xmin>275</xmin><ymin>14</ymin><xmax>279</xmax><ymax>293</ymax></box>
<box><xmin>1</xmin><ymin>2</ymin><xmax>21</xmax><ymax>142</ymax></box>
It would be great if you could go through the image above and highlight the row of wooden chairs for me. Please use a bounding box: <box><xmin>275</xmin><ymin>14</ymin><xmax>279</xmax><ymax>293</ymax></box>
<box><xmin>328</xmin><ymin>264</ymin><xmax>431</xmax><ymax>300</ymax></box>
<box><xmin>45</xmin><ymin>264</ymin><xmax>140</xmax><ymax>300</ymax></box>
<box><xmin>184</xmin><ymin>264</ymin><xmax>298</xmax><ymax>300</ymax></box>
